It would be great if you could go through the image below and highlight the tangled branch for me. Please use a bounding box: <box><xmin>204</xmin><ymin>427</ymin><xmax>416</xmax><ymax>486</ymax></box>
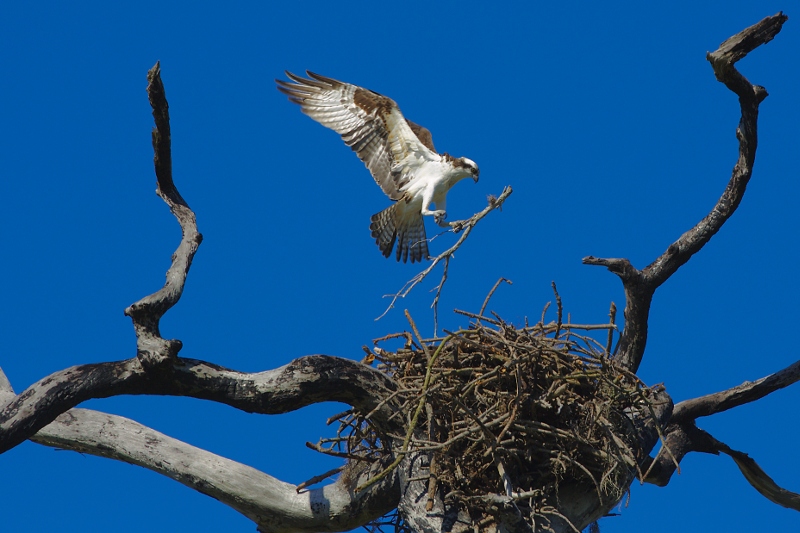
<box><xmin>312</xmin><ymin>288</ymin><xmax>667</xmax><ymax>530</ymax></box>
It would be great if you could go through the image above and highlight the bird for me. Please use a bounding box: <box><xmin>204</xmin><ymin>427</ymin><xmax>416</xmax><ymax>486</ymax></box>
<box><xmin>276</xmin><ymin>71</ymin><xmax>480</xmax><ymax>263</ymax></box>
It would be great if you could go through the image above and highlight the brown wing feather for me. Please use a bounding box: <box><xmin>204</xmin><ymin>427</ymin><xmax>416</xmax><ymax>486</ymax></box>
<box><xmin>405</xmin><ymin>119</ymin><xmax>436</xmax><ymax>153</ymax></box>
<box><xmin>277</xmin><ymin>71</ymin><xmax>436</xmax><ymax>201</ymax></box>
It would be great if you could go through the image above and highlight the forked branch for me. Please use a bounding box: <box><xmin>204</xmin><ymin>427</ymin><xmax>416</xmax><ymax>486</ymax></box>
<box><xmin>0</xmin><ymin>63</ymin><xmax>407</xmax><ymax>531</ymax></box>
<box><xmin>584</xmin><ymin>12</ymin><xmax>787</xmax><ymax>373</ymax></box>
<box><xmin>379</xmin><ymin>186</ymin><xmax>513</xmax><ymax>324</ymax></box>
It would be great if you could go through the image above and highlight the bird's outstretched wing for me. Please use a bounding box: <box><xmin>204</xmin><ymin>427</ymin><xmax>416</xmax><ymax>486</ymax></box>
<box><xmin>276</xmin><ymin>71</ymin><xmax>438</xmax><ymax>201</ymax></box>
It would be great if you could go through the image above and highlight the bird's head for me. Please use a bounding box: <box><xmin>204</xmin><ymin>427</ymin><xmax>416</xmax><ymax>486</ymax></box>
<box><xmin>455</xmin><ymin>156</ymin><xmax>480</xmax><ymax>183</ymax></box>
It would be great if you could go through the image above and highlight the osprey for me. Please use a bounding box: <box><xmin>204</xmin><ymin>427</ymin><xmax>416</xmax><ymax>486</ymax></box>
<box><xmin>276</xmin><ymin>71</ymin><xmax>480</xmax><ymax>263</ymax></box>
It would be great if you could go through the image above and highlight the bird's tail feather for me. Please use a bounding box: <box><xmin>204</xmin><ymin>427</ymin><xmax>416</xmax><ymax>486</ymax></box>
<box><xmin>370</xmin><ymin>205</ymin><xmax>397</xmax><ymax>259</ymax></box>
<box><xmin>370</xmin><ymin>203</ymin><xmax>428</xmax><ymax>263</ymax></box>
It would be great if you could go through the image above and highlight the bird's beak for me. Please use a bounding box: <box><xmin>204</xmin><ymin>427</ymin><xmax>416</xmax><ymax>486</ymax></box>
<box><xmin>473</xmin><ymin>174</ymin><xmax>480</xmax><ymax>183</ymax></box>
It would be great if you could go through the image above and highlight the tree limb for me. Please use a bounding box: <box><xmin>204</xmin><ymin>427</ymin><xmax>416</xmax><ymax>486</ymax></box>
<box><xmin>641</xmin><ymin>421</ymin><xmax>719</xmax><ymax>487</ymax></box>
<box><xmin>123</xmin><ymin>61</ymin><xmax>203</xmax><ymax>370</ymax></box>
<box><xmin>643</xmin><ymin>354</ymin><xmax>800</xmax><ymax>512</ymax></box>
<box><xmin>0</xmin><ymin>61</ymin><xmax>406</xmax><ymax>533</ymax></box>
<box><xmin>0</xmin><ymin>355</ymin><xmax>399</xmax><ymax>455</ymax></box>
<box><xmin>642</xmin><ymin>422</ymin><xmax>800</xmax><ymax>512</ymax></box>
<box><xmin>30</xmin><ymin>408</ymin><xmax>400</xmax><ymax>533</ymax></box>
<box><xmin>672</xmin><ymin>358</ymin><xmax>800</xmax><ymax>423</ymax></box>
<box><xmin>583</xmin><ymin>12</ymin><xmax>787</xmax><ymax>373</ymax></box>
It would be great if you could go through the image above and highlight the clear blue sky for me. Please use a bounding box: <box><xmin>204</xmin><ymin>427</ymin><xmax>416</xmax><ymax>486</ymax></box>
<box><xmin>2</xmin><ymin>1</ymin><xmax>798</xmax><ymax>531</ymax></box>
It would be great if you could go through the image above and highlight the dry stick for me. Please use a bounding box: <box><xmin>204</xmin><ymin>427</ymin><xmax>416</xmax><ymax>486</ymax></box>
<box><xmin>606</xmin><ymin>302</ymin><xmax>617</xmax><ymax>356</ymax></box>
<box><xmin>305</xmin><ymin>441</ymin><xmax>377</xmax><ymax>462</ymax></box>
<box><xmin>453</xmin><ymin>309</ymin><xmax>502</xmax><ymax>326</ymax></box>
<box><xmin>537</xmin><ymin>507</ymin><xmax>582</xmax><ymax>533</ymax></box>
<box><xmin>479</xmin><ymin>278</ymin><xmax>513</xmax><ymax>324</ymax></box>
<box><xmin>296</xmin><ymin>466</ymin><xmax>346</xmax><ymax>492</ymax></box>
<box><xmin>431</xmin><ymin>255</ymin><xmax>450</xmax><ymax>334</ymax></box>
<box><xmin>405</xmin><ymin>310</ymin><xmax>432</xmax><ymax>363</ymax></box>
<box><xmin>377</xmin><ymin>186</ymin><xmax>513</xmax><ymax>321</ymax></box>
<box><xmin>326</xmin><ymin>409</ymin><xmax>355</xmax><ymax>426</ymax></box>
<box><xmin>522</xmin><ymin>322</ymin><xmax>617</xmax><ymax>334</ymax></box>
<box><xmin>373</xmin><ymin>331</ymin><xmax>414</xmax><ymax>349</ymax></box>
<box><xmin>539</xmin><ymin>301</ymin><xmax>551</xmax><ymax>333</ymax></box>
<box><xmin>552</xmin><ymin>282</ymin><xmax>563</xmax><ymax>340</ymax></box>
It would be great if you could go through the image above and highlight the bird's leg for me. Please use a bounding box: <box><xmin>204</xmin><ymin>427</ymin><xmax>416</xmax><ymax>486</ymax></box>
<box><xmin>421</xmin><ymin>194</ymin><xmax>450</xmax><ymax>228</ymax></box>
<box><xmin>420</xmin><ymin>206</ymin><xmax>448</xmax><ymax>226</ymax></box>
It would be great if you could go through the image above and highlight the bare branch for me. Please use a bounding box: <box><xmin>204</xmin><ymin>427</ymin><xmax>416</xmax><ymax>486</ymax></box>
<box><xmin>123</xmin><ymin>62</ymin><xmax>203</xmax><ymax>370</ymax></box>
<box><xmin>378</xmin><ymin>186</ymin><xmax>513</xmax><ymax>321</ymax></box>
<box><xmin>641</xmin><ymin>422</ymin><xmax>719</xmax><ymax>487</ymax></box>
<box><xmin>642</xmin><ymin>422</ymin><xmax>800</xmax><ymax>512</ymax></box>
<box><xmin>30</xmin><ymin>408</ymin><xmax>400</xmax><ymax>533</ymax></box>
<box><xmin>0</xmin><ymin>355</ymin><xmax>399</xmax><ymax>455</ymax></box>
<box><xmin>583</xmin><ymin>13</ymin><xmax>787</xmax><ymax>372</ymax></box>
<box><xmin>720</xmin><ymin>444</ymin><xmax>800</xmax><ymax>512</ymax></box>
<box><xmin>0</xmin><ymin>366</ymin><xmax>13</xmax><ymax>400</ymax></box>
<box><xmin>709</xmin><ymin>12</ymin><xmax>787</xmax><ymax>68</ymax></box>
<box><xmin>672</xmin><ymin>358</ymin><xmax>800</xmax><ymax>423</ymax></box>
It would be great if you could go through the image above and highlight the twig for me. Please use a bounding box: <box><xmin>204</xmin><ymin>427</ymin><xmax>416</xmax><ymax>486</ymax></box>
<box><xmin>479</xmin><ymin>278</ymin><xmax>513</xmax><ymax>323</ymax></box>
<box><xmin>432</xmin><ymin>255</ymin><xmax>450</xmax><ymax>334</ymax></box>
<box><xmin>605</xmin><ymin>302</ymin><xmax>616</xmax><ymax>356</ymax></box>
<box><xmin>453</xmin><ymin>309</ymin><xmax>502</xmax><ymax>326</ymax></box>
<box><xmin>405</xmin><ymin>310</ymin><xmax>431</xmax><ymax>363</ymax></box>
<box><xmin>377</xmin><ymin>186</ymin><xmax>513</xmax><ymax>321</ymax></box>
<box><xmin>296</xmin><ymin>466</ymin><xmax>345</xmax><ymax>492</ymax></box>
<box><xmin>305</xmin><ymin>441</ymin><xmax>378</xmax><ymax>463</ymax></box>
<box><xmin>551</xmin><ymin>282</ymin><xmax>563</xmax><ymax>340</ymax></box>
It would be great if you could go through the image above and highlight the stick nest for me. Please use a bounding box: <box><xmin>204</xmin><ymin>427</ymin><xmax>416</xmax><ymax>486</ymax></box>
<box><xmin>311</xmin><ymin>289</ymin><xmax>664</xmax><ymax>530</ymax></box>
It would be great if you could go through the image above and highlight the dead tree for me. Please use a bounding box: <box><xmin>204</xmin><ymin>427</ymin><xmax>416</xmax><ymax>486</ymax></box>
<box><xmin>0</xmin><ymin>13</ymin><xmax>797</xmax><ymax>533</ymax></box>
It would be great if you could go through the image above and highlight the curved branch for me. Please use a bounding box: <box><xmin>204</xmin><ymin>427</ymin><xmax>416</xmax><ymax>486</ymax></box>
<box><xmin>31</xmin><ymin>408</ymin><xmax>400</xmax><ymax>533</ymax></box>
<box><xmin>123</xmin><ymin>62</ymin><xmax>203</xmax><ymax>370</ymax></box>
<box><xmin>642</xmin><ymin>422</ymin><xmax>800</xmax><ymax>512</ymax></box>
<box><xmin>645</xmin><ymin>353</ymin><xmax>800</xmax><ymax>512</ymax></box>
<box><xmin>0</xmin><ymin>354</ymin><xmax>399</xmax><ymax>455</ymax></box>
<box><xmin>583</xmin><ymin>12</ymin><xmax>787</xmax><ymax>372</ymax></box>
<box><xmin>672</xmin><ymin>358</ymin><xmax>800</xmax><ymax>423</ymax></box>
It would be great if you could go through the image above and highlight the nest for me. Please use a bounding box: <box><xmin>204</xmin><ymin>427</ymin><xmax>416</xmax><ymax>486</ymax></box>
<box><xmin>308</xmin><ymin>286</ymin><xmax>664</xmax><ymax>531</ymax></box>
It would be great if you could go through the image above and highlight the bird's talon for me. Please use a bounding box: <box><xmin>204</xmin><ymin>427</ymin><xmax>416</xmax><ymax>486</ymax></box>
<box><xmin>450</xmin><ymin>221</ymin><xmax>465</xmax><ymax>233</ymax></box>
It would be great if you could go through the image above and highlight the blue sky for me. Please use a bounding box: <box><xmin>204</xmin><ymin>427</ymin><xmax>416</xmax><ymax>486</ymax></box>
<box><xmin>1</xmin><ymin>1</ymin><xmax>798</xmax><ymax>531</ymax></box>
